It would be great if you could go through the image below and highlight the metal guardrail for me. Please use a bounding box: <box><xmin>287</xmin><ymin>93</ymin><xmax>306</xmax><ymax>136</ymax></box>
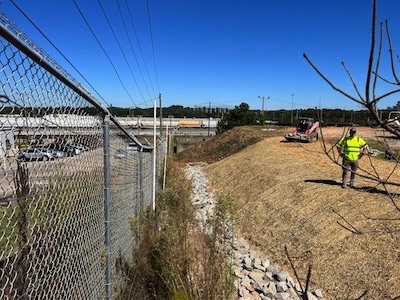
<box><xmin>0</xmin><ymin>11</ymin><xmax>164</xmax><ymax>299</ymax></box>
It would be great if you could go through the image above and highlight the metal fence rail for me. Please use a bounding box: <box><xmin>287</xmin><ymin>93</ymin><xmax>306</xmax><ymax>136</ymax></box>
<box><xmin>0</xmin><ymin>12</ymin><xmax>164</xmax><ymax>299</ymax></box>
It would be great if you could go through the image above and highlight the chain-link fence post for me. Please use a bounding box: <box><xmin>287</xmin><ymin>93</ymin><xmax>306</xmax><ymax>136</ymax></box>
<box><xmin>14</xmin><ymin>161</ymin><xmax>29</xmax><ymax>299</ymax></box>
<box><xmin>103</xmin><ymin>114</ymin><xmax>112</xmax><ymax>299</ymax></box>
<box><xmin>138</xmin><ymin>150</ymin><xmax>144</xmax><ymax>240</ymax></box>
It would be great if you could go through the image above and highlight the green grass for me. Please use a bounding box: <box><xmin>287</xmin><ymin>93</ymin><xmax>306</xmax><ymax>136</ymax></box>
<box><xmin>0</xmin><ymin>179</ymin><xmax>103</xmax><ymax>262</ymax></box>
<box><xmin>176</xmin><ymin>125</ymin><xmax>285</xmax><ymax>164</ymax></box>
<box><xmin>119</xmin><ymin>159</ymin><xmax>235</xmax><ymax>300</ymax></box>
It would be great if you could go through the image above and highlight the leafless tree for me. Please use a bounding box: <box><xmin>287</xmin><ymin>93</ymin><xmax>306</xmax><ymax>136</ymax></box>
<box><xmin>304</xmin><ymin>0</ymin><xmax>400</xmax><ymax>234</ymax></box>
<box><xmin>300</xmin><ymin>6</ymin><xmax>400</xmax><ymax>299</ymax></box>
<box><xmin>305</xmin><ymin>0</ymin><xmax>400</xmax><ymax>136</ymax></box>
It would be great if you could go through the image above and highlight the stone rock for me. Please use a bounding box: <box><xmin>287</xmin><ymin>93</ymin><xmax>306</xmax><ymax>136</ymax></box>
<box><xmin>249</xmin><ymin>270</ymin><xmax>265</xmax><ymax>282</ymax></box>
<box><xmin>262</xmin><ymin>286</ymin><xmax>276</xmax><ymax>298</ymax></box>
<box><xmin>314</xmin><ymin>289</ymin><xmax>324</xmax><ymax>299</ymax></box>
<box><xmin>267</xmin><ymin>264</ymin><xmax>280</xmax><ymax>276</ymax></box>
<box><xmin>276</xmin><ymin>292</ymin><xmax>291</xmax><ymax>300</ymax></box>
<box><xmin>261</xmin><ymin>258</ymin><xmax>270</xmax><ymax>269</ymax></box>
<box><xmin>186</xmin><ymin>164</ymin><xmax>325</xmax><ymax>300</ymax></box>
<box><xmin>277</xmin><ymin>271</ymin><xmax>289</xmax><ymax>282</ymax></box>
<box><xmin>307</xmin><ymin>291</ymin><xmax>318</xmax><ymax>300</ymax></box>
<box><xmin>239</xmin><ymin>286</ymin><xmax>250</xmax><ymax>297</ymax></box>
<box><xmin>262</xmin><ymin>272</ymin><xmax>273</xmax><ymax>282</ymax></box>
<box><xmin>276</xmin><ymin>281</ymin><xmax>288</xmax><ymax>293</ymax></box>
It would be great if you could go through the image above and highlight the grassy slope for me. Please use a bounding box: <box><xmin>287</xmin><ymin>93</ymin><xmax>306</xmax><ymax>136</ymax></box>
<box><xmin>176</xmin><ymin>125</ymin><xmax>400</xmax><ymax>300</ymax></box>
<box><xmin>175</xmin><ymin>125</ymin><xmax>288</xmax><ymax>163</ymax></box>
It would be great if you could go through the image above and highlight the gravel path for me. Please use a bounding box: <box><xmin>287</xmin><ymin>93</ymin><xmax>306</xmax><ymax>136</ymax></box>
<box><xmin>186</xmin><ymin>163</ymin><xmax>324</xmax><ymax>300</ymax></box>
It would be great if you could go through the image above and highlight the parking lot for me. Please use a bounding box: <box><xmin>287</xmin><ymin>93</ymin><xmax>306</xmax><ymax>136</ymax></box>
<box><xmin>0</xmin><ymin>145</ymin><xmax>104</xmax><ymax>202</ymax></box>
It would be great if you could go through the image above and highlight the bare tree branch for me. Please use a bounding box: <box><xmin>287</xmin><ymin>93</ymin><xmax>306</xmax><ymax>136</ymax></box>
<box><xmin>359</xmin><ymin>210</ymin><xmax>400</xmax><ymax>221</ymax></box>
<box><xmin>364</xmin><ymin>0</ymin><xmax>377</xmax><ymax>104</ymax></box>
<box><xmin>304</xmin><ymin>263</ymin><xmax>313</xmax><ymax>298</ymax></box>
<box><xmin>341</xmin><ymin>61</ymin><xmax>364</xmax><ymax>101</ymax></box>
<box><xmin>334</xmin><ymin>209</ymin><xmax>400</xmax><ymax>234</ymax></box>
<box><xmin>322</xmin><ymin>139</ymin><xmax>400</xmax><ymax>188</ymax></box>
<box><xmin>284</xmin><ymin>246</ymin><xmax>305</xmax><ymax>295</ymax></box>
<box><xmin>354</xmin><ymin>290</ymin><xmax>369</xmax><ymax>300</ymax></box>
<box><xmin>333</xmin><ymin>209</ymin><xmax>362</xmax><ymax>234</ymax></box>
<box><xmin>385</xmin><ymin>19</ymin><xmax>400</xmax><ymax>84</ymax></box>
<box><xmin>372</xmin><ymin>71</ymin><xmax>398</xmax><ymax>85</ymax></box>
<box><xmin>303</xmin><ymin>53</ymin><xmax>364</xmax><ymax>105</ymax></box>
<box><xmin>371</xmin><ymin>88</ymin><xmax>400</xmax><ymax>106</ymax></box>
<box><xmin>372</xmin><ymin>22</ymin><xmax>384</xmax><ymax>102</ymax></box>
<box><xmin>305</xmin><ymin>0</ymin><xmax>400</xmax><ymax>140</ymax></box>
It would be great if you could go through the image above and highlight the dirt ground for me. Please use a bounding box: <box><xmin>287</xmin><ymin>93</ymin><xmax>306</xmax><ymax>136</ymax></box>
<box><xmin>203</xmin><ymin>126</ymin><xmax>400</xmax><ymax>300</ymax></box>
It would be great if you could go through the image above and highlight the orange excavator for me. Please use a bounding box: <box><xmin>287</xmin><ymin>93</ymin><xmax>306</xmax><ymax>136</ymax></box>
<box><xmin>284</xmin><ymin>117</ymin><xmax>320</xmax><ymax>143</ymax></box>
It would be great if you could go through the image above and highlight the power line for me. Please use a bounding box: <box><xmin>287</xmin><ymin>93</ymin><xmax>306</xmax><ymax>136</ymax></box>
<box><xmin>97</xmin><ymin>0</ymin><xmax>149</xmax><ymax>107</ymax></box>
<box><xmin>72</xmin><ymin>0</ymin><xmax>138</xmax><ymax>108</ymax></box>
<box><xmin>116</xmin><ymin>0</ymin><xmax>154</xmax><ymax>102</ymax></box>
<box><xmin>10</xmin><ymin>0</ymin><xmax>111</xmax><ymax>108</ymax></box>
<box><xmin>146</xmin><ymin>0</ymin><xmax>160</xmax><ymax>94</ymax></box>
<box><xmin>124</xmin><ymin>0</ymin><xmax>157</xmax><ymax>99</ymax></box>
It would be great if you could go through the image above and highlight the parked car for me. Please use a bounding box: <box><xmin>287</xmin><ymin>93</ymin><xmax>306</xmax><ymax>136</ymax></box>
<box><xmin>69</xmin><ymin>143</ymin><xmax>89</xmax><ymax>152</ymax></box>
<box><xmin>44</xmin><ymin>147</ymin><xmax>65</xmax><ymax>158</ymax></box>
<box><xmin>114</xmin><ymin>149</ymin><xmax>128</xmax><ymax>159</ymax></box>
<box><xmin>18</xmin><ymin>148</ymin><xmax>57</xmax><ymax>161</ymax></box>
<box><xmin>74</xmin><ymin>137</ymin><xmax>102</xmax><ymax>150</ymax></box>
<box><xmin>127</xmin><ymin>143</ymin><xmax>139</xmax><ymax>152</ymax></box>
<box><xmin>29</xmin><ymin>137</ymin><xmax>43</xmax><ymax>146</ymax></box>
<box><xmin>47</xmin><ymin>143</ymin><xmax>79</xmax><ymax>156</ymax></box>
<box><xmin>66</xmin><ymin>144</ymin><xmax>82</xmax><ymax>155</ymax></box>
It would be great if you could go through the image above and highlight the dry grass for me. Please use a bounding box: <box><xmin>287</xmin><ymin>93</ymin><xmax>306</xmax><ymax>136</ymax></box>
<box><xmin>175</xmin><ymin>125</ymin><xmax>286</xmax><ymax>163</ymax></box>
<box><xmin>188</xmin><ymin>126</ymin><xmax>400</xmax><ymax>300</ymax></box>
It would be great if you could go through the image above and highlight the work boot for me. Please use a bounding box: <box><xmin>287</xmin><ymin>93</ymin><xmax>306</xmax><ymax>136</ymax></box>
<box><xmin>349</xmin><ymin>183</ymin><xmax>355</xmax><ymax>188</ymax></box>
<box><xmin>341</xmin><ymin>183</ymin><xmax>347</xmax><ymax>189</ymax></box>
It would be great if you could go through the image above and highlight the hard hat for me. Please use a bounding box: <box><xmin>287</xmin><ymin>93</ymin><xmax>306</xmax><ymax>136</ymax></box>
<box><xmin>350</xmin><ymin>127</ymin><xmax>357</xmax><ymax>133</ymax></box>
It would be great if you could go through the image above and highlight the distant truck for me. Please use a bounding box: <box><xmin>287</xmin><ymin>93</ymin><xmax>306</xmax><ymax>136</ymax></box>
<box><xmin>284</xmin><ymin>117</ymin><xmax>320</xmax><ymax>143</ymax></box>
<box><xmin>386</xmin><ymin>111</ymin><xmax>400</xmax><ymax>129</ymax></box>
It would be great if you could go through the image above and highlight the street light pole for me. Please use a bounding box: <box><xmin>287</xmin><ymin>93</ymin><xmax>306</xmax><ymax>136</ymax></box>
<box><xmin>258</xmin><ymin>96</ymin><xmax>270</xmax><ymax>115</ymax></box>
<box><xmin>258</xmin><ymin>96</ymin><xmax>264</xmax><ymax>114</ymax></box>
<box><xmin>291</xmin><ymin>94</ymin><xmax>295</xmax><ymax>125</ymax></box>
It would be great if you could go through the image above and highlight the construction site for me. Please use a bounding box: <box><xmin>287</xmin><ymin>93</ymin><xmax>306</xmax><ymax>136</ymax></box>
<box><xmin>177</xmin><ymin>125</ymin><xmax>400</xmax><ymax>300</ymax></box>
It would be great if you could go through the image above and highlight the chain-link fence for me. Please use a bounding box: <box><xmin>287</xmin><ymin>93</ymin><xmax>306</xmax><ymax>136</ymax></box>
<box><xmin>0</xmin><ymin>12</ymin><xmax>165</xmax><ymax>299</ymax></box>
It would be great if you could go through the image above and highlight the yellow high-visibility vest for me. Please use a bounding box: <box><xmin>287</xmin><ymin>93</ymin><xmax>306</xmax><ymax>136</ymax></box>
<box><xmin>336</xmin><ymin>136</ymin><xmax>368</xmax><ymax>161</ymax></box>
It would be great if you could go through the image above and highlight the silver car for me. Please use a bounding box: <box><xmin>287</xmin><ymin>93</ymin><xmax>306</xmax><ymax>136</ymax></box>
<box><xmin>18</xmin><ymin>148</ymin><xmax>57</xmax><ymax>161</ymax></box>
<box><xmin>45</xmin><ymin>147</ymin><xmax>65</xmax><ymax>158</ymax></box>
<box><xmin>114</xmin><ymin>149</ymin><xmax>128</xmax><ymax>159</ymax></box>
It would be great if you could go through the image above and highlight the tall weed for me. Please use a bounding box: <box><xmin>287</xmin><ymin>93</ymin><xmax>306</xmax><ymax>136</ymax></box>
<box><xmin>120</xmin><ymin>160</ymin><xmax>234</xmax><ymax>299</ymax></box>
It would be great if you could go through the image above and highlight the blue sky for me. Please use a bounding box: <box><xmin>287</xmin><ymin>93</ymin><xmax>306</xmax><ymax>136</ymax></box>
<box><xmin>1</xmin><ymin>0</ymin><xmax>400</xmax><ymax>112</ymax></box>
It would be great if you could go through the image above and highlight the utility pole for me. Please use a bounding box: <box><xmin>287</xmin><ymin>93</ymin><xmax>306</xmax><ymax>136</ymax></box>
<box><xmin>258</xmin><ymin>96</ymin><xmax>264</xmax><ymax>114</ymax></box>
<box><xmin>291</xmin><ymin>94</ymin><xmax>295</xmax><ymax>125</ymax></box>
<box><xmin>319</xmin><ymin>96</ymin><xmax>322</xmax><ymax>123</ymax></box>
<box><xmin>129</xmin><ymin>106</ymin><xmax>134</xmax><ymax>117</ymax></box>
<box><xmin>258</xmin><ymin>96</ymin><xmax>270</xmax><ymax>116</ymax></box>
<box><xmin>137</xmin><ymin>115</ymin><xmax>141</xmax><ymax>136</ymax></box>
<box><xmin>159</xmin><ymin>93</ymin><xmax>163</xmax><ymax>137</ymax></box>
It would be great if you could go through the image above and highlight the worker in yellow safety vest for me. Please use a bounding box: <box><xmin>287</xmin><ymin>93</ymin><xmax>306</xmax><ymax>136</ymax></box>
<box><xmin>336</xmin><ymin>127</ymin><xmax>368</xmax><ymax>188</ymax></box>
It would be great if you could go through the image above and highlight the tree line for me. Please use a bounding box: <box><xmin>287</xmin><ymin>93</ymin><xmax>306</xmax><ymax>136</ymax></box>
<box><xmin>215</xmin><ymin>103</ymin><xmax>396</xmax><ymax>134</ymax></box>
<box><xmin>1</xmin><ymin>103</ymin><xmax>396</xmax><ymax>130</ymax></box>
<box><xmin>108</xmin><ymin>104</ymin><xmax>395</xmax><ymax>127</ymax></box>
